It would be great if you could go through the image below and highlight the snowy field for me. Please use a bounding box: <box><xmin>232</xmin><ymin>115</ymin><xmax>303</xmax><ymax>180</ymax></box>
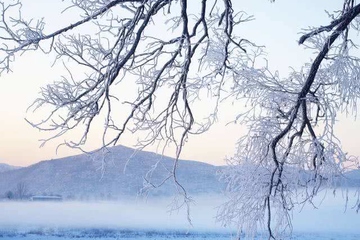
<box><xmin>1</xmin><ymin>229</ymin><xmax>359</xmax><ymax>240</ymax></box>
<box><xmin>0</xmin><ymin>192</ymin><xmax>359</xmax><ymax>239</ymax></box>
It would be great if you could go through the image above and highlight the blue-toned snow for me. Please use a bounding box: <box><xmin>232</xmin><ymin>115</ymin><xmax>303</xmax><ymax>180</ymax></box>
<box><xmin>0</xmin><ymin>192</ymin><xmax>359</xmax><ymax>239</ymax></box>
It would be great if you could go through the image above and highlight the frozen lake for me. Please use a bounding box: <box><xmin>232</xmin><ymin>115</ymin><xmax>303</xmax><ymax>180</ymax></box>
<box><xmin>0</xmin><ymin>192</ymin><xmax>359</xmax><ymax>239</ymax></box>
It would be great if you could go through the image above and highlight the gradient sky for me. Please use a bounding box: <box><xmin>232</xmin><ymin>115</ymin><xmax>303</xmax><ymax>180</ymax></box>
<box><xmin>1</xmin><ymin>0</ymin><xmax>359</xmax><ymax>167</ymax></box>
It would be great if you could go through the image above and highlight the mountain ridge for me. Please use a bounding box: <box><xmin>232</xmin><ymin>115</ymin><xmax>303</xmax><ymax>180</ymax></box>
<box><xmin>0</xmin><ymin>145</ymin><xmax>224</xmax><ymax>200</ymax></box>
<box><xmin>0</xmin><ymin>145</ymin><xmax>359</xmax><ymax>200</ymax></box>
<box><xmin>0</xmin><ymin>163</ymin><xmax>21</xmax><ymax>173</ymax></box>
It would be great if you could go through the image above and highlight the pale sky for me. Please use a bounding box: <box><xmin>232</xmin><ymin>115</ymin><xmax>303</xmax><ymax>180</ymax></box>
<box><xmin>1</xmin><ymin>0</ymin><xmax>359</xmax><ymax>167</ymax></box>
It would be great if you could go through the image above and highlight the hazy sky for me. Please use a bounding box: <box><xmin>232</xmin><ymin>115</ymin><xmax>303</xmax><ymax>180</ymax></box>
<box><xmin>1</xmin><ymin>0</ymin><xmax>359</xmax><ymax>167</ymax></box>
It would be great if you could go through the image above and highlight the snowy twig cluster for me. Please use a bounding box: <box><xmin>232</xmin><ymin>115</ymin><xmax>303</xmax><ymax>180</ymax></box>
<box><xmin>0</xmin><ymin>0</ymin><xmax>256</xmax><ymax>226</ymax></box>
<box><xmin>218</xmin><ymin>1</ymin><xmax>360</xmax><ymax>239</ymax></box>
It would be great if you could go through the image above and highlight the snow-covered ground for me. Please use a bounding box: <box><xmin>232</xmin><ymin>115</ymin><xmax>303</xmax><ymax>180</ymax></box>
<box><xmin>0</xmin><ymin>192</ymin><xmax>359</xmax><ymax>239</ymax></box>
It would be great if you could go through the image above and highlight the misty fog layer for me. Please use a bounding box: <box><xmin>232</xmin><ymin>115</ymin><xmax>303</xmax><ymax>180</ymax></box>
<box><xmin>0</xmin><ymin>195</ymin><xmax>225</xmax><ymax>232</ymax></box>
<box><xmin>0</xmin><ymin>192</ymin><xmax>359</xmax><ymax>234</ymax></box>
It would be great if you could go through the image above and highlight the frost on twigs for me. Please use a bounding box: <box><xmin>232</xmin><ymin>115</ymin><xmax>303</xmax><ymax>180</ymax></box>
<box><xmin>0</xmin><ymin>0</ymin><xmax>255</xmax><ymax>151</ymax></box>
<box><xmin>0</xmin><ymin>0</ymin><xmax>256</xmax><ymax>226</ymax></box>
<box><xmin>218</xmin><ymin>1</ymin><xmax>360</xmax><ymax>239</ymax></box>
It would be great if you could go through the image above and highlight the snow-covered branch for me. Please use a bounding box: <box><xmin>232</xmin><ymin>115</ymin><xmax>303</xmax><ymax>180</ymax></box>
<box><xmin>218</xmin><ymin>2</ymin><xmax>360</xmax><ymax>239</ymax></box>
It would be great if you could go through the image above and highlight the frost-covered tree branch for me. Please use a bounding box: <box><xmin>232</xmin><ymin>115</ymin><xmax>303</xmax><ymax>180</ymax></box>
<box><xmin>0</xmin><ymin>0</ymin><xmax>256</xmax><ymax>221</ymax></box>
<box><xmin>219</xmin><ymin>1</ymin><xmax>360</xmax><ymax>239</ymax></box>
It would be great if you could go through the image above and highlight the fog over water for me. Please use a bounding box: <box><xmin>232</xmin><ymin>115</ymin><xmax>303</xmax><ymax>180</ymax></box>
<box><xmin>0</xmin><ymin>196</ymin><xmax>225</xmax><ymax>232</ymax></box>
<box><xmin>0</xmin><ymin>192</ymin><xmax>359</xmax><ymax>234</ymax></box>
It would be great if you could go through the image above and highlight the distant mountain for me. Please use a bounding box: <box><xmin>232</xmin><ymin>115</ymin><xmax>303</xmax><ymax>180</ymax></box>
<box><xmin>343</xmin><ymin>169</ymin><xmax>360</xmax><ymax>187</ymax></box>
<box><xmin>344</xmin><ymin>169</ymin><xmax>360</xmax><ymax>179</ymax></box>
<box><xmin>0</xmin><ymin>145</ymin><xmax>224</xmax><ymax>200</ymax></box>
<box><xmin>0</xmin><ymin>163</ymin><xmax>21</xmax><ymax>173</ymax></box>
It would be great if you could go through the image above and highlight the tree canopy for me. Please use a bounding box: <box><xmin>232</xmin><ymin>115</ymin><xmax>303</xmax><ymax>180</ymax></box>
<box><xmin>0</xmin><ymin>0</ymin><xmax>360</xmax><ymax>239</ymax></box>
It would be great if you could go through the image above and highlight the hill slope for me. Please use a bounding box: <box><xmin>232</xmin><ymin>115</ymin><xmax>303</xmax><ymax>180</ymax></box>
<box><xmin>343</xmin><ymin>169</ymin><xmax>360</xmax><ymax>187</ymax></box>
<box><xmin>0</xmin><ymin>145</ymin><xmax>223</xmax><ymax>199</ymax></box>
<box><xmin>0</xmin><ymin>163</ymin><xmax>21</xmax><ymax>173</ymax></box>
